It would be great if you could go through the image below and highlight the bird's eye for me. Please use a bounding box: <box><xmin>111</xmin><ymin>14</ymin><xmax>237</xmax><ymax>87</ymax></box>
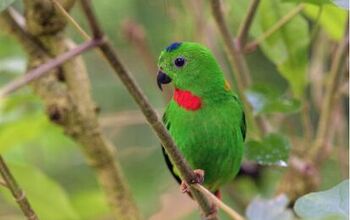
<box><xmin>174</xmin><ymin>57</ymin><xmax>186</xmax><ymax>67</ymax></box>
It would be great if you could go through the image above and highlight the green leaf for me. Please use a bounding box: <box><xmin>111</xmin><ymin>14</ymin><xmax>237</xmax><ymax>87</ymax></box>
<box><xmin>304</xmin><ymin>4</ymin><xmax>348</xmax><ymax>41</ymax></box>
<box><xmin>246</xmin><ymin>194</ymin><xmax>293</xmax><ymax>220</ymax></box>
<box><xmin>294</xmin><ymin>180</ymin><xmax>349</xmax><ymax>220</ymax></box>
<box><xmin>0</xmin><ymin>162</ymin><xmax>80</xmax><ymax>220</ymax></box>
<box><xmin>245</xmin><ymin>84</ymin><xmax>301</xmax><ymax>115</ymax></box>
<box><xmin>254</xmin><ymin>0</ymin><xmax>309</xmax><ymax>98</ymax></box>
<box><xmin>245</xmin><ymin>133</ymin><xmax>290</xmax><ymax>166</ymax></box>
<box><xmin>0</xmin><ymin>0</ymin><xmax>16</xmax><ymax>12</ymax></box>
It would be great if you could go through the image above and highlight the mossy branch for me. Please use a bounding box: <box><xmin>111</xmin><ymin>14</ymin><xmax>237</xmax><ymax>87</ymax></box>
<box><xmin>0</xmin><ymin>2</ymin><xmax>141</xmax><ymax>219</ymax></box>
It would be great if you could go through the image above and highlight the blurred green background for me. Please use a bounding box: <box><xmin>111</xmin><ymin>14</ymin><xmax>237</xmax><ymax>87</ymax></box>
<box><xmin>0</xmin><ymin>0</ymin><xmax>348</xmax><ymax>219</ymax></box>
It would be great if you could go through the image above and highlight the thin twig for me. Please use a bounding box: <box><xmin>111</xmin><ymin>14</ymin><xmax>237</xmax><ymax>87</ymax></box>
<box><xmin>52</xmin><ymin>0</ymin><xmax>91</xmax><ymax>40</ymax></box>
<box><xmin>245</xmin><ymin>4</ymin><xmax>304</xmax><ymax>52</ymax></box>
<box><xmin>193</xmin><ymin>184</ymin><xmax>245</xmax><ymax>220</ymax></box>
<box><xmin>300</xmin><ymin>98</ymin><xmax>313</xmax><ymax>144</ymax></box>
<box><xmin>0</xmin><ymin>39</ymin><xmax>102</xmax><ymax>98</ymax></box>
<box><xmin>0</xmin><ymin>155</ymin><xmax>39</xmax><ymax>220</ymax></box>
<box><xmin>210</xmin><ymin>0</ymin><xmax>251</xmax><ymax>90</ymax></box>
<box><xmin>309</xmin><ymin>23</ymin><xmax>349</xmax><ymax>160</ymax></box>
<box><xmin>236</xmin><ymin>0</ymin><xmax>260</xmax><ymax>48</ymax></box>
<box><xmin>79</xmin><ymin>0</ymin><xmax>218</xmax><ymax>219</ymax></box>
<box><xmin>79</xmin><ymin>0</ymin><xmax>103</xmax><ymax>39</ymax></box>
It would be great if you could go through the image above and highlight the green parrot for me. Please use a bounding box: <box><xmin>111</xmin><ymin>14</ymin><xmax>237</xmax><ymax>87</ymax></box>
<box><xmin>157</xmin><ymin>42</ymin><xmax>246</xmax><ymax>198</ymax></box>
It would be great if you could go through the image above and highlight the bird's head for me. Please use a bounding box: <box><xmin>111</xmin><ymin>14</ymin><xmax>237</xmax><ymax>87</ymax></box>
<box><xmin>157</xmin><ymin>42</ymin><xmax>226</xmax><ymax>96</ymax></box>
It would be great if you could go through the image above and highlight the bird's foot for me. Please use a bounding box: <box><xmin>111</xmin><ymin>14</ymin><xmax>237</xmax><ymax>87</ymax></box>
<box><xmin>180</xmin><ymin>169</ymin><xmax>205</xmax><ymax>193</ymax></box>
<box><xmin>191</xmin><ymin>169</ymin><xmax>205</xmax><ymax>184</ymax></box>
<box><xmin>180</xmin><ymin>181</ymin><xmax>190</xmax><ymax>193</ymax></box>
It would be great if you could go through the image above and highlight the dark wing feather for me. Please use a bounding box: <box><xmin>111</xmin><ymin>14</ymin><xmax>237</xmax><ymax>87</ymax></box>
<box><xmin>161</xmin><ymin>113</ymin><xmax>181</xmax><ymax>184</ymax></box>
<box><xmin>240</xmin><ymin>112</ymin><xmax>246</xmax><ymax>141</ymax></box>
<box><xmin>233</xmin><ymin>94</ymin><xmax>247</xmax><ymax>141</ymax></box>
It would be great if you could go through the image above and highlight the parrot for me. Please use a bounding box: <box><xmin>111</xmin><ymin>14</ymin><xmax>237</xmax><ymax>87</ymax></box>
<box><xmin>157</xmin><ymin>41</ymin><xmax>246</xmax><ymax>200</ymax></box>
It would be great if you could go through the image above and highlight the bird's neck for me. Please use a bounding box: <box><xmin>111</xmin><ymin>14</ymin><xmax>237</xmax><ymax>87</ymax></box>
<box><xmin>173</xmin><ymin>88</ymin><xmax>202</xmax><ymax>111</ymax></box>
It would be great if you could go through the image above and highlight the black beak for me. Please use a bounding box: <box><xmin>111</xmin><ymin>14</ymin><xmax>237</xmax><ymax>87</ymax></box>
<box><xmin>157</xmin><ymin>70</ymin><xmax>172</xmax><ymax>91</ymax></box>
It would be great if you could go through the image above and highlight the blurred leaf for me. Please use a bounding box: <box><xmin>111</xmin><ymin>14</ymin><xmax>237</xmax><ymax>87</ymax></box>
<box><xmin>254</xmin><ymin>0</ymin><xmax>309</xmax><ymax>98</ymax></box>
<box><xmin>245</xmin><ymin>133</ymin><xmax>290</xmax><ymax>166</ymax></box>
<box><xmin>0</xmin><ymin>57</ymin><xmax>26</xmax><ymax>74</ymax></box>
<box><xmin>0</xmin><ymin>162</ymin><xmax>80</xmax><ymax>220</ymax></box>
<box><xmin>0</xmin><ymin>113</ymin><xmax>49</xmax><ymax>153</ymax></box>
<box><xmin>304</xmin><ymin>4</ymin><xmax>348</xmax><ymax>41</ymax></box>
<box><xmin>246</xmin><ymin>194</ymin><xmax>293</xmax><ymax>220</ymax></box>
<box><xmin>0</xmin><ymin>0</ymin><xmax>16</xmax><ymax>12</ymax></box>
<box><xmin>71</xmin><ymin>190</ymin><xmax>109</xmax><ymax>220</ymax></box>
<box><xmin>294</xmin><ymin>180</ymin><xmax>349</xmax><ymax>220</ymax></box>
<box><xmin>0</xmin><ymin>94</ymin><xmax>50</xmax><ymax>153</ymax></box>
<box><xmin>245</xmin><ymin>84</ymin><xmax>301</xmax><ymax>115</ymax></box>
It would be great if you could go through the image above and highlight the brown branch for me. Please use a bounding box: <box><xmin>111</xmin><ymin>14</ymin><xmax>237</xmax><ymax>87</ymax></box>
<box><xmin>52</xmin><ymin>0</ymin><xmax>91</xmax><ymax>40</ymax></box>
<box><xmin>0</xmin><ymin>156</ymin><xmax>39</xmax><ymax>220</ymax></box>
<box><xmin>193</xmin><ymin>184</ymin><xmax>245</xmax><ymax>220</ymax></box>
<box><xmin>79</xmin><ymin>0</ymin><xmax>221</xmax><ymax>219</ymax></box>
<box><xmin>236</xmin><ymin>0</ymin><xmax>260</xmax><ymax>48</ymax></box>
<box><xmin>210</xmin><ymin>0</ymin><xmax>251</xmax><ymax>90</ymax></box>
<box><xmin>0</xmin><ymin>39</ymin><xmax>101</xmax><ymax>98</ymax></box>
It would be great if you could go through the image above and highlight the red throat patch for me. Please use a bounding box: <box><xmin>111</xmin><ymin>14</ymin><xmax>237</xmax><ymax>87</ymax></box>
<box><xmin>173</xmin><ymin>88</ymin><xmax>202</xmax><ymax>111</ymax></box>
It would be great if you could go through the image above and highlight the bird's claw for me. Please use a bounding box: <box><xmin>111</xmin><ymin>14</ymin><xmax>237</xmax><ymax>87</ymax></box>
<box><xmin>180</xmin><ymin>169</ymin><xmax>205</xmax><ymax>193</ymax></box>
<box><xmin>192</xmin><ymin>169</ymin><xmax>205</xmax><ymax>184</ymax></box>
<box><xmin>180</xmin><ymin>181</ymin><xmax>190</xmax><ymax>193</ymax></box>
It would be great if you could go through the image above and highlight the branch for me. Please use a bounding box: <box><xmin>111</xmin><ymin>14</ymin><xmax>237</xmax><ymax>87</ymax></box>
<box><xmin>79</xmin><ymin>0</ymin><xmax>220</xmax><ymax>219</ymax></box>
<box><xmin>0</xmin><ymin>39</ymin><xmax>101</xmax><ymax>98</ymax></box>
<box><xmin>52</xmin><ymin>0</ymin><xmax>91</xmax><ymax>40</ymax></box>
<box><xmin>193</xmin><ymin>184</ymin><xmax>246</xmax><ymax>220</ymax></box>
<box><xmin>236</xmin><ymin>0</ymin><xmax>260</xmax><ymax>48</ymax></box>
<box><xmin>209</xmin><ymin>0</ymin><xmax>251</xmax><ymax>90</ymax></box>
<box><xmin>245</xmin><ymin>4</ymin><xmax>304</xmax><ymax>53</ymax></box>
<box><xmin>0</xmin><ymin>156</ymin><xmax>39</xmax><ymax>220</ymax></box>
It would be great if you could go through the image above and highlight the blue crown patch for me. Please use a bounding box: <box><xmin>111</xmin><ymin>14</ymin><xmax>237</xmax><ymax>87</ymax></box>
<box><xmin>165</xmin><ymin>42</ymin><xmax>182</xmax><ymax>52</ymax></box>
